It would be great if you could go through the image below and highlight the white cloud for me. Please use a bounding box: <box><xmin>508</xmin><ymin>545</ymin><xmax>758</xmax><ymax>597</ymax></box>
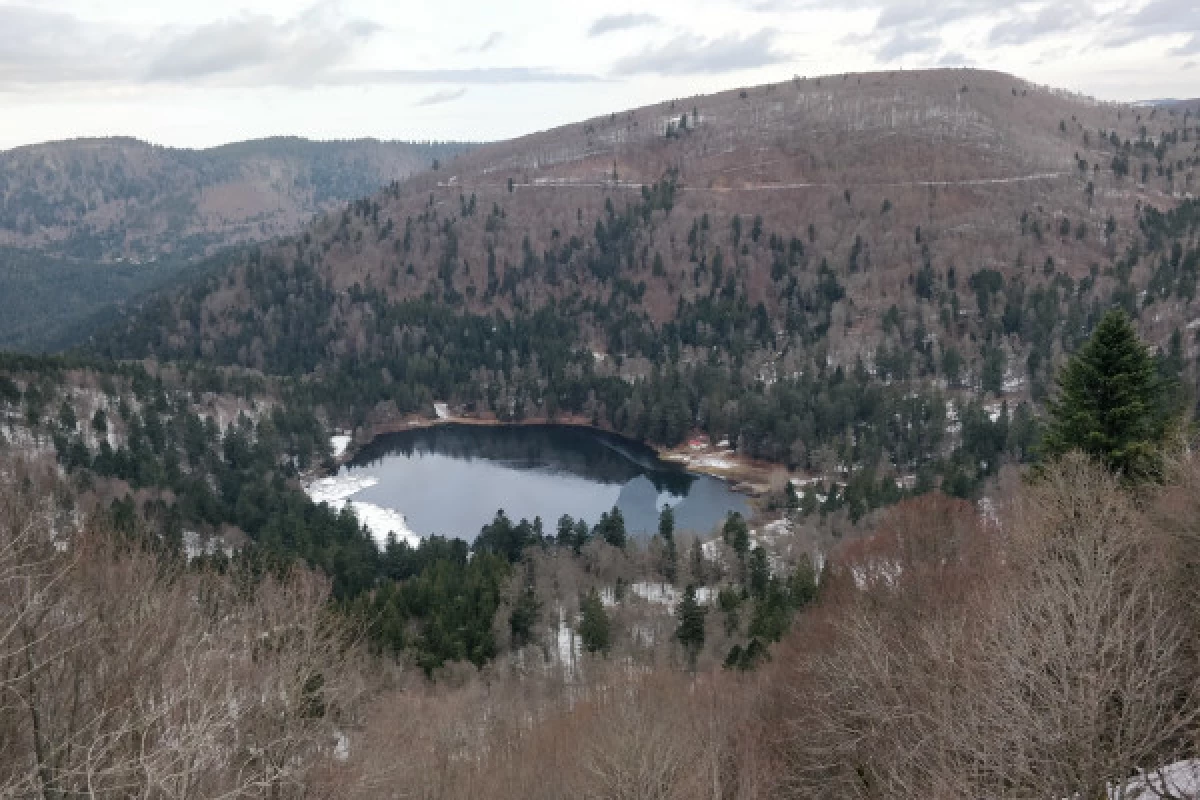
<box><xmin>589</xmin><ymin>13</ymin><xmax>661</xmax><ymax>36</ymax></box>
<box><xmin>0</xmin><ymin>0</ymin><xmax>1196</xmax><ymax>149</ymax></box>
<box><xmin>612</xmin><ymin>29</ymin><xmax>789</xmax><ymax>75</ymax></box>
<box><xmin>414</xmin><ymin>87</ymin><xmax>467</xmax><ymax>106</ymax></box>
<box><xmin>146</xmin><ymin>4</ymin><xmax>381</xmax><ymax>85</ymax></box>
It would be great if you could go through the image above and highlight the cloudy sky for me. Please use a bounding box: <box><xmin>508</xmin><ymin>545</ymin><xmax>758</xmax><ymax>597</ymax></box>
<box><xmin>0</xmin><ymin>0</ymin><xmax>1197</xmax><ymax>149</ymax></box>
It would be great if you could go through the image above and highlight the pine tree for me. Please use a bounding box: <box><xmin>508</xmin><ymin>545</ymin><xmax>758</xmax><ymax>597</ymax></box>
<box><xmin>1041</xmin><ymin>310</ymin><xmax>1175</xmax><ymax>480</ymax></box>
<box><xmin>579</xmin><ymin>588</ymin><xmax>610</xmax><ymax>655</ymax></box>
<box><xmin>509</xmin><ymin>585</ymin><xmax>540</xmax><ymax>649</ymax></box>
<box><xmin>676</xmin><ymin>584</ymin><xmax>707</xmax><ymax>670</ymax></box>
<box><xmin>596</xmin><ymin>507</ymin><xmax>627</xmax><ymax>549</ymax></box>
<box><xmin>723</xmin><ymin>512</ymin><xmax>749</xmax><ymax>562</ymax></box>
<box><xmin>748</xmin><ymin>546</ymin><xmax>770</xmax><ymax>599</ymax></box>
<box><xmin>789</xmin><ymin>553</ymin><xmax>819</xmax><ymax>608</ymax></box>
<box><xmin>659</xmin><ymin>506</ymin><xmax>678</xmax><ymax>584</ymax></box>
<box><xmin>689</xmin><ymin>540</ymin><xmax>707</xmax><ymax>585</ymax></box>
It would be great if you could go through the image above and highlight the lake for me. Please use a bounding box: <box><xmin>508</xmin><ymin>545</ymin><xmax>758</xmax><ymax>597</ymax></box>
<box><xmin>321</xmin><ymin>424</ymin><xmax>749</xmax><ymax>544</ymax></box>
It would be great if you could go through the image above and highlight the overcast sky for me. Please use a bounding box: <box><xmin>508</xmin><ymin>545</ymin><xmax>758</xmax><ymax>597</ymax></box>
<box><xmin>0</xmin><ymin>0</ymin><xmax>1197</xmax><ymax>150</ymax></box>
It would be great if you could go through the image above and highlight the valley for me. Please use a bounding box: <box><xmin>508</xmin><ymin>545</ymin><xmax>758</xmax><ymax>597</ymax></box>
<box><xmin>2</xmin><ymin>65</ymin><xmax>1200</xmax><ymax>798</ymax></box>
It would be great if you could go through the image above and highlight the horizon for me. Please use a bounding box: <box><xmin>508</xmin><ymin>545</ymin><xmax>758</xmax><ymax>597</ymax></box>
<box><xmin>3</xmin><ymin>66</ymin><xmax>1196</xmax><ymax>154</ymax></box>
<box><xmin>1</xmin><ymin>0</ymin><xmax>1198</xmax><ymax>150</ymax></box>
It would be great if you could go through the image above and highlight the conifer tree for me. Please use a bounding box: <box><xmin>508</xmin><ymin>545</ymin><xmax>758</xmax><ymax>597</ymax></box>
<box><xmin>1041</xmin><ymin>310</ymin><xmax>1175</xmax><ymax>480</ymax></box>
<box><xmin>676</xmin><ymin>584</ymin><xmax>707</xmax><ymax>670</ymax></box>
<box><xmin>659</xmin><ymin>505</ymin><xmax>678</xmax><ymax>584</ymax></box>
<box><xmin>509</xmin><ymin>585</ymin><xmax>540</xmax><ymax>649</ymax></box>
<box><xmin>689</xmin><ymin>540</ymin><xmax>707</xmax><ymax>585</ymax></box>
<box><xmin>723</xmin><ymin>512</ymin><xmax>750</xmax><ymax>562</ymax></box>
<box><xmin>595</xmin><ymin>507</ymin><xmax>627</xmax><ymax>549</ymax></box>
<box><xmin>748</xmin><ymin>546</ymin><xmax>770</xmax><ymax>599</ymax></box>
<box><xmin>579</xmin><ymin>588</ymin><xmax>610</xmax><ymax>655</ymax></box>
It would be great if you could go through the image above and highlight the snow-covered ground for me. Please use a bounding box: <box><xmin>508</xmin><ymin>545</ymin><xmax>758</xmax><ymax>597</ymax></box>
<box><xmin>630</xmin><ymin>582</ymin><xmax>714</xmax><ymax>613</ymax></box>
<box><xmin>556</xmin><ymin>607</ymin><xmax>580</xmax><ymax>677</ymax></box>
<box><xmin>182</xmin><ymin>530</ymin><xmax>233</xmax><ymax>560</ymax></box>
<box><xmin>347</xmin><ymin>502</ymin><xmax>421</xmax><ymax>548</ymax></box>
<box><xmin>330</xmin><ymin>434</ymin><xmax>352</xmax><ymax>459</ymax></box>
<box><xmin>1115</xmin><ymin>759</ymin><xmax>1200</xmax><ymax>798</ymax></box>
<box><xmin>305</xmin><ymin>473</ymin><xmax>421</xmax><ymax>548</ymax></box>
<box><xmin>0</xmin><ymin>425</ymin><xmax>55</xmax><ymax>458</ymax></box>
<box><xmin>307</xmin><ymin>474</ymin><xmax>378</xmax><ymax>505</ymax></box>
<box><xmin>692</xmin><ymin>455</ymin><xmax>738</xmax><ymax>470</ymax></box>
<box><xmin>667</xmin><ymin>449</ymin><xmax>739</xmax><ymax>471</ymax></box>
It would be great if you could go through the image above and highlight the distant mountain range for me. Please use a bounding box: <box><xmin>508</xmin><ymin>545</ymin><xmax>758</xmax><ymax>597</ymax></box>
<box><xmin>0</xmin><ymin>136</ymin><xmax>475</xmax><ymax>349</ymax></box>
<box><xmin>1137</xmin><ymin>98</ymin><xmax>1200</xmax><ymax>112</ymax></box>
<box><xmin>0</xmin><ymin>136</ymin><xmax>474</xmax><ymax>261</ymax></box>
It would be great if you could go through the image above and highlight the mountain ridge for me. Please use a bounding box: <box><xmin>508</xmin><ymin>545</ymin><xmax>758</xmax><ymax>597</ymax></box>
<box><xmin>0</xmin><ymin>135</ymin><xmax>476</xmax><ymax>350</ymax></box>
<box><xmin>0</xmin><ymin>135</ymin><xmax>475</xmax><ymax>262</ymax></box>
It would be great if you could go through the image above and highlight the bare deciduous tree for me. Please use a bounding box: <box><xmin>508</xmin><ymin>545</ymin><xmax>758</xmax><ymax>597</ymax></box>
<box><xmin>777</xmin><ymin>459</ymin><xmax>1200</xmax><ymax>799</ymax></box>
<box><xmin>0</xmin><ymin>456</ymin><xmax>365</xmax><ymax>799</ymax></box>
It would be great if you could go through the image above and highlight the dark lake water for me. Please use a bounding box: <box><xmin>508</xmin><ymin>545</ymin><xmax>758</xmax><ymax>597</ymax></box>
<box><xmin>342</xmin><ymin>424</ymin><xmax>749</xmax><ymax>542</ymax></box>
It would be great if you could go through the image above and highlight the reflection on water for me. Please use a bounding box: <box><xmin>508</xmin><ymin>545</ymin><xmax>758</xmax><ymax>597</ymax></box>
<box><xmin>342</xmin><ymin>424</ymin><xmax>749</xmax><ymax>541</ymax></box>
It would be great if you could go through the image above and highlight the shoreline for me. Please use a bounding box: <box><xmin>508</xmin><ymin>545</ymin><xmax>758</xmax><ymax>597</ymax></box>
<box><xmin>332</xmin><ymin>412</ymin><xmax>787</xmax><ymax>498</ymax></box>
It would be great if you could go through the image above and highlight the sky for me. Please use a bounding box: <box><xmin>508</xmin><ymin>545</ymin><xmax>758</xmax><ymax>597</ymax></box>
<box><xmin>0</xmin><ymin>0</ymin><xmax>1198</xmax><ymax>150</ymax></box>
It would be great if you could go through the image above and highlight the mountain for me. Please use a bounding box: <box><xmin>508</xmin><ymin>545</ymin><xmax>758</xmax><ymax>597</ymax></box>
<box><xmin>0</xmin><ymin>136</ymin><xmax>474</xmax><ymax>350</ymax></box>
<box><xmin>0</xmin><ymin>136</ymin><xmax>473</xmax><ymax>261</ymax></box>
<box><xmin>1140</xmin><ymin>98</ymin><xmax>1200</xmax><ymax>113</ymax></box>
<box><xmin>91</xmin><ymin>68</ymin><xmax>1200</xmax><ymax>491</ymax></box>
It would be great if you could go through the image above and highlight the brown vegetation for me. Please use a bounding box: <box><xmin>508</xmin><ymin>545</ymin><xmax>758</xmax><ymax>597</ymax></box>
<box><xmin>0</xmin><ymin>138</ymin><xmax>469</xmax><ymax>262</ymax></box>
<box><xmin>8</xmin><ymin>447</ymin><xmax>1200</xmax><ymax>797</ymax></box>
<box><xmin>0</xmin><ymin>457</ymin><xmax>364</xmax><ymax>798</ymax></box>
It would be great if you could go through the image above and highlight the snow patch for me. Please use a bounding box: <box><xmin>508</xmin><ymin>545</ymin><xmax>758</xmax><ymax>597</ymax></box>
<box><xmin>1115</xmin><ymin>759</ymin><xmax>1200</xmax><ymax>798</ymax></box>
<box><xmin>693</xmin><ymin>456</ymin><xmax>737</xmax><ymax>470</ymax></box>
<box><xmin>1002</xmin><ymin>374</ymin><xmax>1025</xmax><ymax>393</ymax></box>
<box><xmin>182</xmin><ymin>530</ymin><xmax>232</xmax><ymax>560</ymax></box>
<box><xmin>630</xmin><ymin>582</ymin><xmax>713</xmax><ymax>614</ymax></box>
<box><xmin>305</xmin><ymin>473</ymin><xmax>420</xmax><ymax>548</ymax></box>
<box><xmin>306</xmin><ymin>474</ymin><xmax>378</xmax><ymax>506</ymax></box>
<box><xmin>347</xmin><ymin>502</ymin><xmax>421</xmax><ymax>549</ymax></box>
<box><xmin>556</xmin><ymin>607</ymin><xmax>580</xmax><ymax>676</ymax></box>
<box><xmin>330</xmin><ymin>434</ymin><xmax>352</xmax><ymax>459</ymax></box>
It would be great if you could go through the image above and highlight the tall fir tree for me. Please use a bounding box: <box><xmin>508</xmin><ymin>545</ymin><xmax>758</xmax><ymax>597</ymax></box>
<box><xmin>748</xmin><ymin>546</ymin><xmax>770</xmax><ymax>599</ymax></box>
<box><xmin>1041</xmin><ymin>310</ymin><xmax>1176</xmax><ymax>480</ymax></box>
<box><xmin>659</xmin><ymin>505</ymin><xmax>678</xmax><ymax>584</ymax></box>
<box><xmin>579</xmin><ymin>588</ymin><xmax>610</xmax><ymax>655</ymax></box>
<box><xmin>596</xmin><ymin>507</ymin><xmax>627</xmax><ymax>549</ymax></box>
<box><xmin>676</xmin><ymin>584</ymin><xmax>707</xmax><ymax>670</ymax></box>
<box><xmin>723</xmin><ymin>512</ymin><xmax>750</xmax><ymax>562</ymax></box>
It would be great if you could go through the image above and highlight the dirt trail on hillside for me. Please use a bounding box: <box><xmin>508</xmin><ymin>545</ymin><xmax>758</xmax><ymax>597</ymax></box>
<box><xmin>451</xmin><ymin>171</ymin><xmax>1071</xmax><ymax>193</ymax></box>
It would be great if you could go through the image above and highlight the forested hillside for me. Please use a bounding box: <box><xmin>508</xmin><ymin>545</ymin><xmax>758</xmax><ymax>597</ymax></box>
<box><xmin>0</xmin><ymin>137</ymin><xmax>473</xmax><ymax>261</ymax></box>
<box><xmin>93</xmin><ymin>69</ymin><xmax>1200</xmax><ymax>501</ymax></box>
<box><xmin>0</xmin><ymin>137</ymin><xmax>473</xmax><ymax>349</ymax></box>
